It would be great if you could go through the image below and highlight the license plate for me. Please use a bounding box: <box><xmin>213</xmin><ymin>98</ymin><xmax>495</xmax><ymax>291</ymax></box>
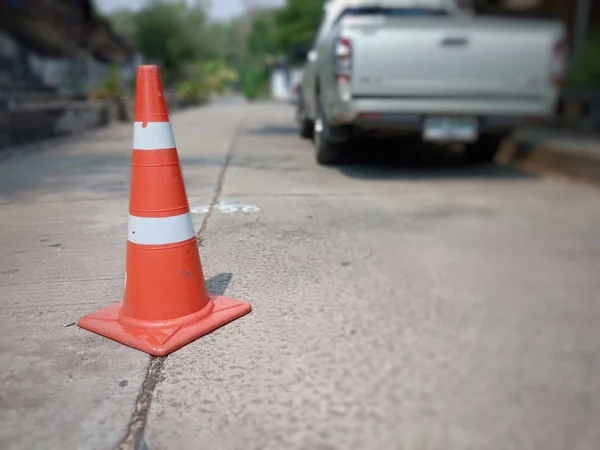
<box><xmin>423</xmin><ymin>116</ymin><xmax>478</xmax><ymax>142</ymax></box>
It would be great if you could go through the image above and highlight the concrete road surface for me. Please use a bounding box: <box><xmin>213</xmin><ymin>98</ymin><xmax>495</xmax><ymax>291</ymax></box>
<box><xmin>1</xmin><ymin>100</ymin><xmax>600</xmax><ymax>450</ymax></box>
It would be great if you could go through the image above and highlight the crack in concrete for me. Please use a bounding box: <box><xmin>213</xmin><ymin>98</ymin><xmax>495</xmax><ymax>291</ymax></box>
<box><xmin>116</xmin><ymin>107</ymin><xmax>244</xmax><ymax>450</ymax></box>
<box><xmin>196</xmin><ymin>115</ymin><xmax>244</xmax><ymax>247</ymax></box>
<box><xmin>117</xmin><ymin>357</ymin><xmax>165</xmax><ymax>450</ymax></box>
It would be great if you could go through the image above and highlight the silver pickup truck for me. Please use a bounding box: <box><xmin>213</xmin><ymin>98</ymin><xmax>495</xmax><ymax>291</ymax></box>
<box><xmin>296</xmin><ymin>0</ymin><xmax>567</xmax><ymax>165</ymax></box>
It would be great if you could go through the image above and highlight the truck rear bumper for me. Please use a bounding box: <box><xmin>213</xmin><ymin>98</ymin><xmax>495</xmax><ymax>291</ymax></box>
<box><xmin>327</xmin><ymin>97</ymin><xmax>556</xmax><ymax>133</ymax></box>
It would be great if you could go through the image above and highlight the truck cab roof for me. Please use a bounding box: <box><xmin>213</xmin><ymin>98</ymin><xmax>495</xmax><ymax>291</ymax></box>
<box><xmin>323</xmin><ymin>0</ymin><xmax>461</xmax><ymax>23</ymax></box>
<box><xmin>325</xmin><ymin>0</ymin><xmax>458</xmax><ymax>12</ymax></box>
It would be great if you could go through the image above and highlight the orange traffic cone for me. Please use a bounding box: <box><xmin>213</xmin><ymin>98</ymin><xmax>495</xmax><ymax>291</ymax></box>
<box><xmin>78</xmin><ymin>65</ymin><xmax>251</xmax><ymax>356</ymax></box>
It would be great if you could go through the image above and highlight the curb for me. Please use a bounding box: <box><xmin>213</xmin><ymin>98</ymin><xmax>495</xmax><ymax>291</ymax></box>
<box><xmin>497</xmin><ymin>138</ymin><xmax>600</xmax><ymax>187</ymax></box>
<box><xmin>0</xmin><ymin>98</ymin><xmax>209</xmax><ymax>160</ymax></box>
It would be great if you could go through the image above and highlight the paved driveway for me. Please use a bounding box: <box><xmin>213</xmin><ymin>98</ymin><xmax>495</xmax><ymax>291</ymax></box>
<box><xmin>1</xmin><ymin>100</ymin><xmax>600</xmax><ymax>450</ymax></box>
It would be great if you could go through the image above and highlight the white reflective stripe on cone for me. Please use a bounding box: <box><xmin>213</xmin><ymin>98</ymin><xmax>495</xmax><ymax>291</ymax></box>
<box><xmin>128</xmin><ymin>212</ymin><xmax>196</xmax><ymax>245</ymax></box>
<box><xmin>133</xmin><ymin>122</ymin><xmax>176</xmax><ymax>150</ymax></box>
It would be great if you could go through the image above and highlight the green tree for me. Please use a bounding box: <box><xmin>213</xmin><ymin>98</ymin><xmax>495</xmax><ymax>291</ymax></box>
<box><xmin>106</xmin><ymin>0</ymin><xmax>326</xmax><ymax>100</ymax></box>
<box><xmin>109</xmin><ymin>0</ymin><xmax>209</xmax><ymax>85</ymax></box>
<box><xmin>235</xmin><ymin>0</ymin><xmax>325</xmax><ymax>98</ymax></box>
<box><xmin>247</xmin><ymin>17</ymin><xmax>277</xmax><ymax>58</ymax></box>
<box><xmin>107</xmin><ymin>10</ymin><xmax>137</xmax><ymax>44</ymax></box>
<box><xmin>274</xmin><ymin>0</ymin><xmax>324</xmax><ymax>62</ymax></box>
<box><xmin>566</xmin><ymin>27</ymin><xmax>600</xmax><ymax>88</ymax></box>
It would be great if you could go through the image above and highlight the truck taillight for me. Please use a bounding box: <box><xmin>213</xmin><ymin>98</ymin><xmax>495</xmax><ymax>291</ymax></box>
<box><xmin>550</xmin><ymin>39</ymin><xmax>568</xmax><ymax>87</ymax></box>
<box><xmin>335</xmin><ymin>37</ymin><xmax>352</xmax><ymax>83</ymax></box>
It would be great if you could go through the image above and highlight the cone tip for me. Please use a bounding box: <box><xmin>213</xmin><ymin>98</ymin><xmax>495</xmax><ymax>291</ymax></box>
<box><xmin>134</xmin><ymin>64</ymin><xmax>168</xmax><ymax>123</ymax></box>
<box><xmin>137</xmin><ymin>65</ymin><xmax>160</xmax><ymax>76</ymax></box>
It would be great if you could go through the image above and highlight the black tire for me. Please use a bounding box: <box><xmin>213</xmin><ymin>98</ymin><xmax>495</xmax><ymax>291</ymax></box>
<box><xmin>464</xmin><ymin>134</ymin><xmax>505</xmax><ymax>163</ymax></box>
<box><xmin>296</xmin><ymin>91</ymin><xmax>314</xmax><ymax>140</ymax></box>
<box><xmin>299</xmin><ymin>116</ymin><xmax>314</xmax><ymax>140</ymax></box>
<box><xmin>315</xmin><ymin>131</ymin><xmax>343</xmax><ymax>166</ymax></box>
<box><xmin>314</xmin><ymin>97</ymin><xmax>344</xmax><ymax>166</ymax></box>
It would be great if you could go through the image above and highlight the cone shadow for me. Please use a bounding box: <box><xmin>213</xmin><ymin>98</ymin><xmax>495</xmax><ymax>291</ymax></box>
<box><xmin>205</xmin><ymin>273</ymin><xmax>233</xmax><ymax>296</ymax></box>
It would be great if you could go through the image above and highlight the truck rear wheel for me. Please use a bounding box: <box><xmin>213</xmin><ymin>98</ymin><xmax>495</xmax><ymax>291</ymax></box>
<box><xmin>296</xmin><ymin>99</ymin><xmax>314</xmax><ymax>140</ymax></box>
<box><xmin>299</xmin><ymin>118</ymin><xmax>314</xmax><ymax>140</ymax></box>
<box><xmin>313</xmin><ymin>94</ymin><xmax>346</xmax><ymax>166</ymax></box>
<box><xmin>314</xmin><ymin>116</ymin><xmax>344</xmax><ymax>166</ymax></box>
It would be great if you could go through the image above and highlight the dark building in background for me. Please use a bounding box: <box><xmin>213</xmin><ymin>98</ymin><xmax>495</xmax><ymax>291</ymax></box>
<box><xmin>0</xmin><ymin>0</ymin><xmax>138</xmax><ymax>148</ymax></box>
<box><xmin>0</xmin><ymin>0</ymin><xmax>136</xmax><ymax>95</ymax></box>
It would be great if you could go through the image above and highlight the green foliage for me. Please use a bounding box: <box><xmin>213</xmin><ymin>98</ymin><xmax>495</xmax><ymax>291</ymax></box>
<box><xmin>175</xmin><ymin>79</ymin><xmax>209</xmax><ymax>104</ymax></box>
<box><xmin>175</xmin><ymin>59</ymin><xmax>239</xmax><ymax>103</ymax></box>
<box><xmin>106</xmin><ymin>0</ymin><xmax>326</xmax><ymax>100</ymax></box>
<box><xmin>202</xmin><ymin>59</ymin><xmax>239</xmax><ymax>93</ymax></box>
<box><xmin>274</xmin><ymin>0</ymin><xmax>324</xmax><ymax>61</ymax></box>
<box><xmin>109</xmin><ymin>0</ymin><xmax>208</xmax><ymax>85</ymax></box>
<box><xmin>203</xmin><ymin>22</ymin><xmax>244</xmax><ymax>68</ymax></box>
<box><xmin>225</xmin><ymin>0</ymin><xmax>323</xmax><ymax>65</ymax></box>
<box><xmin>247</xmin><ymin>17</ymin><xmax>278</xmax><ymax>58</ymax></box>
<box><xmin>566</xmin><ymin>28</ymin><xmax>600</xmax><ymax>88</ymax></box>
<box><xmin>102</xmin><ymin>64</ymin><xmax>123</xmax><ymax>96</ymax></box>
<box><xmin>242</xmin><ymin>66</ymin><xmax>268</xmax><ymax>100</ymax></box>
<box><xmin>199</xmin><ymin>8</ymin><xmax>280</xmax><ymax>100</ymax></box>
<box><xmin>89</xmin><ymin>63</ymin><xmax>123</xmax><ymax>100</ymax></box>
<box><xmin>176</xmin><ymin>61</ymin><xmax>207</xmax><ymax>103</ymax></box>
<box><xmin>107</xmin><ymin>10</ymin><xmax>137</xmax><ymax>44</ymax></box>
<box><xmin>216</xmin><ymin>0</ymin><xmax>325</xmax><ymax>99</ymax></box>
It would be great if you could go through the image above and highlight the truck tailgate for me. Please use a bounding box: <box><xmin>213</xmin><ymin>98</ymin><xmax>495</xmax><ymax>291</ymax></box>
<box><xmin>344</xmin><ymin>17</ymin><xmax>563</xmax><ymax>99</ymax></box>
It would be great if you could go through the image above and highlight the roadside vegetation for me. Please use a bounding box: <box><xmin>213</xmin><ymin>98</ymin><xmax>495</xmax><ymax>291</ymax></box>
<box><xmin>566</xmin><ymin>27</ymin><xmax>600</xmax><ymax>88</ymax></box>
<box><xmin>94</xmin><ymin>0</ymin><xmax>323</xmax><ymax>105</ymax></box>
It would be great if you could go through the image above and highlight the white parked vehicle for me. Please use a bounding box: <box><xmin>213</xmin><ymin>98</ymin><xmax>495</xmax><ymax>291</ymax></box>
<box><xmin>296</xmin><ymin>0</ymin><xmax>568</xmax><ymax>165</ymax></box>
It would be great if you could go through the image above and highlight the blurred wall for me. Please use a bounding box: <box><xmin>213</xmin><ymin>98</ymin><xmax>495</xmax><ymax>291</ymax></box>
<box><xmin>0</xmin><ymin>29</ymin><xmax>139</xmax><ymax>97</ymax></box>
<box><xmin>0</xmin><ymin>0</ymin><xmax>138</xmax><ymax>149</ymax></box>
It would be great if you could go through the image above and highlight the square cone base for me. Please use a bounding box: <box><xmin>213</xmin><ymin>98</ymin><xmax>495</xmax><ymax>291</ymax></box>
<box><xmin>77</xmin><ymin>293</ymin><xmax>252</xmax><ymax>356</ymax></box>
